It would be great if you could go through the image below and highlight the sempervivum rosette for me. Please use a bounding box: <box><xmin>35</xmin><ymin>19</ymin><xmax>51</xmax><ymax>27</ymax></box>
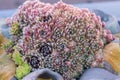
<box><xmin>7</xmin><ymin>0</ymin><xmax>114</xmax><ymax>79</ymax></box>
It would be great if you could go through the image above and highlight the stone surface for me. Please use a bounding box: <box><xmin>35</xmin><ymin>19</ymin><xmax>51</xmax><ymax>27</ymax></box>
<box><xmin>80</xmin><ymin>68</ymin><xmax>120</xmax><ymax>80</ymax></box>
<box><xmin>22</xmin><ymin>68</ymin><xmax>63</xmax><ymax>80</ymax></box>
<box><xmin>0</xmin><ymin>53</ymin><xmax>16</xmax><ymax>80</ymax></box>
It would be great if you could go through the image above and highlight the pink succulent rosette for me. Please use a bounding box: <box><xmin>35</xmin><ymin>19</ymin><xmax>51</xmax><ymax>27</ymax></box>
<box><xmin>7</xmin><ymin>0</ymin><xmax>114</xmax><ymax>79</ymax></box>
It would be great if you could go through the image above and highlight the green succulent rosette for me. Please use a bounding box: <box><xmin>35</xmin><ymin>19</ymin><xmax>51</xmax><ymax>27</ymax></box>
<box><xmin>12</xmin><ymin>47</ymin><xmax>31</xmax><ymax>80</ymax></box>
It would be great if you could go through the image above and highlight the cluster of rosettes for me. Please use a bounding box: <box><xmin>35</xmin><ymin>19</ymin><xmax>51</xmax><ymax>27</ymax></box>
<box><xmin>7</xmin><ymin>0</ymin><xmax>114</xmax><ymax>79</ymax></box>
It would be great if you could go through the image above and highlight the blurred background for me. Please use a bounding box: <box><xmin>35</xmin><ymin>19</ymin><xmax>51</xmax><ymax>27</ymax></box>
<box><xmin>0</xmin><ymin>0</ymin><xmax>119</xmax><ymax>10</ymax></box>
<box><xmin>0</xmin><ymin>0</ymin><xmax>120</xmax><ymax>19</ymax></box>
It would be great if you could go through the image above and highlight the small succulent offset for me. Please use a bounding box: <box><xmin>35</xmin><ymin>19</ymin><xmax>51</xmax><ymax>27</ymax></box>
<box><xmin>12</xmin><ymin>47</ymin><xmax>31</xmax><ymax>80</ymax></box>
<box><xmin>7</xmin><ymin>0</ymin><xmax>114</xmax><ymax>79</ymax></box>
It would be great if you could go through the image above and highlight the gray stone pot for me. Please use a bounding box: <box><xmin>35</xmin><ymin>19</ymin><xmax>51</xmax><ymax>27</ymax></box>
<box><xmin>22</xmin><ymin>68</ymin><xmax>63</xmax><ymax>80</ymax></box>
<box><xmin>80</xmin><ymin>68</ymin><xmax>120</xmax><ymax>80</ymax></box>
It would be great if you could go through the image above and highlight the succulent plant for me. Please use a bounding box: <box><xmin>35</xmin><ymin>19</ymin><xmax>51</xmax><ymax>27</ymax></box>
<box><xmin>7</xmin><ymin>0</ymin><xmax>114</xmax><ymax>79</ymax></box>
<box><xmin>12</xmin><ymin>47</ymin><xmax>31</xmax><ymax>80</ymax></box>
